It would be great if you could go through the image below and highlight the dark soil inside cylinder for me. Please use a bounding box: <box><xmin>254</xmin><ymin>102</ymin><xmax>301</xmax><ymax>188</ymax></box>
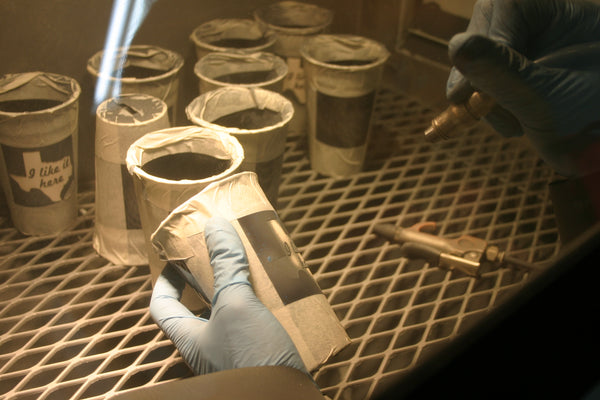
<box><xmin>213</xmin><ymin>108</ymin><xmax>283</xmax><ymax>129</ymax></box>
<box><xmin>142</xmin><ymin>152</ymin><xmax>231</xmax><ymax>180</ymax></box>
<box><xmin>214</xmin><ymin>70</ymin><xmax>278</xmax><ymax>84</ymax></box>
<box><xmin>209</xmin><ymin>37</ymin><xmax>270</xmax><ymax>48</ymax></box>
<box><xmin>114</xmin><ymin>65</ymin><xmax>166</xmax><ymax>79</ymax></box>
<box><xmin>0</xmin><ymin>99</ymin><xmax>63</xmax><ymax>112</ymax></box>
<box><xmin>324</xmin><ymin>59</ymin><xmax>378</xmax><ymax>66</ymax></box>
<box><xmin>270</xmin><ymin>23</ymin><xmax>312</xmax><ymax>29</ymax></box>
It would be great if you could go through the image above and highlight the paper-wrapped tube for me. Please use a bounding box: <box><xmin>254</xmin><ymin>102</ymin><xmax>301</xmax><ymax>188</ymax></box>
<box><xmin>186</xmin><ymin>87</ymin><xmax>293</xmax><ymax>208</ymax></box>
<box><xmin>253</xmin><ymin>1</ymin><xmax>334</xmax><ymax>138</ymax></box>
<box><xmin>126</xmin><ymin>126</ymin><xmax>244</xmax><ymax>289</ymax></box>
<box><xmin>151</xmin><ymin>171</ymin><xmax>350</xmax><ymax>372</ymax></box>
<box><xmin>87</xmin><ymin>45</ymin><xmax>184</xmax><ymax>124</ymax></box>
<box><xmin>0</xmin><ymin>72</ymin><xmax>80</xmax><ymax>236</ymax></box>
<box><xmin>189</xmin><ymin>18</ymin><xmax>276</xmax><ymax>61</ymax></box>
<box><xmin>194</xmin><ymin>52</ymin><xmax>288</xmax><ymax>94</ymax></box>
<box><xmin>253</xmin><ymin>1</ymin><xmax>334</xmax><ymax>58</ymax></box>
<box><xmin>93</xmin><ymin>94</ymin><xmax>170</xmax><ymax>265</ymax></box>
<box><xmin>301</xmin><ymin>34</ymin><xmax>390</xmax><ymax>178</ymax></box>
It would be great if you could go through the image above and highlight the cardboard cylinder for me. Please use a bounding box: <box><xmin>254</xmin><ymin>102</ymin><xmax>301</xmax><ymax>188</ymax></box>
<box><xmin>190</xmin><ymin>18</ymin><xmax>276</xmax><ymax>62</ymax></box>
<box><xmin>94</xmin><ymin>94</ymin><xmax>170</xmax><ymax>265</ymax></box>
<box><xmin>194</xmin><ymin>52</ymin><xmax>288</xmax><ymax>95</ymax></box>
<box><xmin>254</xmin><ymin>2</ymin><xmax>333</xmax><ymax>139</ymax></box>
<box><xmin>0</xmin><ymin>72</ymin><xmax>81</xmax><ymax>236</ymax></box>
<box><xmin>186</xmin><ymin>87</ymin><xmax>293</xmax><ymax>208</ymax></box>
<box><xmin>151</xmin><ymin>171</ymin><xmax>351</xmax><ymax>372</ymax></box>
<box><xmin>253</xmin><ymin>1</ymin><xmax>333</xmax><ymax>58</ymax></box>
<box><xmin>301</xmin><ymin>34</ymin><xmax>390</xmax><ymax>178</ymax></box>
<box><xmin>126</xmin><ymin>126</ymin><xmax>244</xmax><ymax>285</ymax></box>
<box><xmin>87</xmin><ymin>45</ymin><xmax>184</xmax><ymax>125</ymax></box>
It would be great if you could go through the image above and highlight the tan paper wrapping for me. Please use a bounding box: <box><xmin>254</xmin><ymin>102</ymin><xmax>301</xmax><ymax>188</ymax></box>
<box><xmin>126</xmin><ymin>126</ymin><xmax>244</xmax><ymax>292</ymax></box>
<box><xmin>0</xmin><ymin>72</ymin><xmax>80</xmax><ymax>236</ymax></box>
<box><xmin>93</xmin><ymin>94</ymin><xmax>170</xmax><ymax>265</ymax></box>
<box><xmin>189</xmin><ymin>18</ymin><xmax>276</xmax><ymax>61</ymax></box>
<box><xmin>253</xmin><ymin>2</ymin><xmax>333</xmax><ymax>140</ymax></box>
<box><xmin>194</xmin><ymin>52</ymin><xmax>288</xmax><ymax>94</ymax></box>
<box><xmin>186</xmin><ymin>87</ymin><xmax>293</xmax><ymax>208</ymax></box>
<box><xmin>253</xmin><ymin>1</ymin><xmax>333</xmax><ymax>58</ymax></box>
<box><xmin>301</xmin><ymin>34</ymin><xmax>390</xmax><ymax>178</ymax></box>
<box><xmin>87</xmin><ymin>45</ymin><xmax>184</xmax><ymax>124</ymax></box>
<box><xmin>151</xmin><ymin>172</ymin><xmax>351</xmax><ymax>372</ymax></box>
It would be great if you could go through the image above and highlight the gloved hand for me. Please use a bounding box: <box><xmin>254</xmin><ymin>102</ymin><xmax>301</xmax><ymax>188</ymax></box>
<box><xmin>446</xmin><ymin>0</ymin><xmax>600</xmax><ymax>177</ymax></box>
<box><xmin>150</xmin><ymin>216</ymin><xmax>308</xmax><ymax>376</ymax></box>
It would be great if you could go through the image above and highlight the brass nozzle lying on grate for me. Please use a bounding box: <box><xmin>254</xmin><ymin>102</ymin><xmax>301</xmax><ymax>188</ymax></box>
<box><xmin>424</xmin><ymin>91</ymin><xmax>496</xmax><ymax>142</ymax></box>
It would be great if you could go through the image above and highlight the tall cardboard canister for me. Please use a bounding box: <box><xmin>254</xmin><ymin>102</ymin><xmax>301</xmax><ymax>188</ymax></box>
<box><xmin>254</xmin><ymin>1</ymin><xmax>333</xmax><ymax>138</ymax></box>
<box><xmin>151</xmin><ymin>171</ymin><xmax>351</xmax><ymax>372</ymax></box>
<box><xmin>87</xmin><ymin>45</ymin><xmax>184</xmax><ymax>125</ymax></box>
<box><xmin>190</xmin><ymin>18</ymin><xmax>276</xmax><ymax>62</ymax></box>
<box><xmin>94</xmin><ymin>94</ymin><xmax>170</xmax><ymax>265</ymax></box>
<box><xmin>194</xmin><ymin>52</ymin><xmax>288</xmax><ymax>95</ymax></box>
<box><xmin>186</xmin><ymin>87</ymin><xmax>293</xmax><ymax>208</ymax></box>
<box><xmin>126</xmin><ymin>126</ymin><xmax>244</xmax><ymax>299</ymax></box>
<box><xmin>0</xmin><ymin>72</ymin><xmax>81</xmax><ymax>236</ymax></box>
<box><xmin>301</xmin><ymin>34</ymin><xmax>390</xmax><ymax>178</ymax></box>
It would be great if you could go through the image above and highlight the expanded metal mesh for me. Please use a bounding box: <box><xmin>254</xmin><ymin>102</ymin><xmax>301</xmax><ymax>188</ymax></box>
<box><xmin>0</xmin><ymin>87</ymin><xmax>560</xmax><ymax>400</ymax></box>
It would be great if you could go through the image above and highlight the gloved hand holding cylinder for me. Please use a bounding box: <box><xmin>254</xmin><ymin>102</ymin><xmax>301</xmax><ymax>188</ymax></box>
<box><xmin>151</xmin><ymin>171</ymin><xmax>350</xmax><ymax>372</ymax></box>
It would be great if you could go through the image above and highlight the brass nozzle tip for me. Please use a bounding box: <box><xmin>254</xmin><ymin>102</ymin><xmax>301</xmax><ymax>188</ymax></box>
<box><xmin>423</xmin><ymin>92</ymin><xmax>496</xmax><ymax>143</ymax></box>
<box><xmin>424</xmin><ymin>124</ymin><xmax>444</xmax><ymax>143</ymax></box>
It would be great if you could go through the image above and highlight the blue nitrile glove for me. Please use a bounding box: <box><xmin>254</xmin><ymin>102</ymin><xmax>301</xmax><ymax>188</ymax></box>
<box><xmin>446</xmin><ymin>0</ymin><xmax>600</xmax><ymax>177</ymax></box>
<box><xmin>149</xmin><ymin>216</ymin><xmax>308</xmax><ymax>376</ymax></box>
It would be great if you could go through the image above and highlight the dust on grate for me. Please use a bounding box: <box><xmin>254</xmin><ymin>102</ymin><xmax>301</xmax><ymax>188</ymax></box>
<box><xmin>0</xmin><ymin>88</ymin><xmax>559</xmax><ymax>400</ymax></box>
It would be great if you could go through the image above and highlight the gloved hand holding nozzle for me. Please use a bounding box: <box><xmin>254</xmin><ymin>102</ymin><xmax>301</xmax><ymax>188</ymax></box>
<box><xmin>426</xmin><ymin>0</ymin><xmax>600</xmax><ymax>177</ymax></box>
<box><xmin>150</xmin><ymin>216</ymin><xmax>308</xmax><ymax>376</ymax></box>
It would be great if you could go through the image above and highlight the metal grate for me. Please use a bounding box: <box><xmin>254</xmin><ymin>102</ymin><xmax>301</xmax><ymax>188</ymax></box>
<box><xmin>0</xmin><ymin>86</ymin><xmax>560</xmax><ymax>400</ymax></box>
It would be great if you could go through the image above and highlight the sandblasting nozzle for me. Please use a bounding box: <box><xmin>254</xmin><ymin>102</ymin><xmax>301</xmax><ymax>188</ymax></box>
<box><xmin>424</xmin><ymin>91</ymin><xmax>496</xmax><ymax>142</ymax></box>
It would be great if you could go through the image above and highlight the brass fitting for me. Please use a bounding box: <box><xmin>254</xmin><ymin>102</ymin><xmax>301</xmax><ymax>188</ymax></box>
<box><xmin>424</xmin><ymin>92</ymin><xmax>496</xmax><ymax>142</ymax></box>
